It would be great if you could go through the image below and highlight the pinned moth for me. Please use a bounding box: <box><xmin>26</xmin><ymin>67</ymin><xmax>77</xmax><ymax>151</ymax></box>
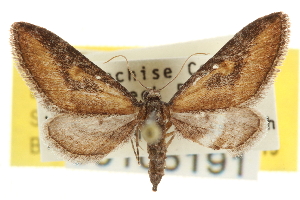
<box><xmin>11</xmin><ymin>12</ymin><xmax>289</xmax><ymax>191</ymax></box>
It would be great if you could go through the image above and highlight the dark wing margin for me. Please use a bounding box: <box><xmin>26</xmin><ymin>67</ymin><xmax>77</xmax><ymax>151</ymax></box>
<box><xmin>43</xmin><ymin>113</ymin><xmax>139</xmax><ymax>163</ymax></box>
<box><xmin>170</xmin><ymin>108</ymin><xmax>267</xmax><ymax>156</ymax></box>
<box><xmin>169</xmin><ymin>12</ymin><xmax>290</xmax><ymax>113</ymax></box>
<box><xmin>10</xmin><ymin>22</ymin><xmax>139</xmax><ymax>115</ymax></box>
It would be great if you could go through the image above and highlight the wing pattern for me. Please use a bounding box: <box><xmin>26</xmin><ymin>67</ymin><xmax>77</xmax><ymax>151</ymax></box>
<box><xmin>44</xmin><ymin>113</ymin><xmax>138</xmax><ymax>163</ymax></box>
<box><xmin>169</xmin><ymin>12</ymin><xmax>289</xmax><ymax>155</ymax></box>
<box><xmin>171</xmin><ymin>108</ymin><xmax>267</xmax><ymax>156</ymax></box>
<box><xmin>169</xmin><ymin>12</ymin><xmax>289</xmax><ymax>112</ymax></box>
<box><xmin>11</xmin><ymin>22</ymin><xmax>141</xmax><ymax>163</ymax></box>
<box><xmin>11</xmin><ymin>22</ymin><xmax>138</xmax><ymax>115</ymax></box>
<box><xmin>11</xmin><ymin>12</ymin><xmax>289</xmax><ymax>163</ymax></box>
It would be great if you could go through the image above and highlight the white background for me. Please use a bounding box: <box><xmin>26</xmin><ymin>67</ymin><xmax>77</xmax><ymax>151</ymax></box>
<box><xmin>0</xmin><ymin>1</ymin><xmax>299</xmax><ymax>199</ymax></box>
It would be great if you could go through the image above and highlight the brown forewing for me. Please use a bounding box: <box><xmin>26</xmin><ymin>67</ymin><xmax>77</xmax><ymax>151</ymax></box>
<box><xmin>169</xmin><ymin>12</ymin><xmax>289</xmax><ymax>112</ymax></box>
<box><xmin>10</xmin><ymin>22</ymin><xmax>139</xmax><ymax>115</ymax></box>
<box><xmin>169</xmin><ymin>12</ymin><xmax>289</xmax><ymax>156</ymax></box>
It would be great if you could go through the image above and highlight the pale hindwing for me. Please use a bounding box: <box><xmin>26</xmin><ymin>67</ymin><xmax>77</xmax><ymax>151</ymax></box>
<box><xmin>171</xmin><ymin>108</ymin><xmax>267</xmax><ymax>156</ymax></box>
<box><xmin>43</xmin><ymin>113</ymin><xmax>139</xmax><ymax>163</ymax></box>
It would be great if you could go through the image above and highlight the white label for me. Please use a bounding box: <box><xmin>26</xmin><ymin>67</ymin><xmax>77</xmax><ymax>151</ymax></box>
<box><xmin>66</xmin><ymin>151</ymin><xmax>260</xmax><ymax>180</ymax></box>
<box><xmin>39</xmin><ymin>55</ymin><xmax>278</xmax><ymax>161</ymax></box>
<box><xmin>37</xmin><ymin>36</ymin><xmax>277</xmax><ymax>180</ymax></box>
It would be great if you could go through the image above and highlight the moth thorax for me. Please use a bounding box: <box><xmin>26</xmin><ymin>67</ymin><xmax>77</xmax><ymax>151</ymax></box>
<box><xmin>142</xmin><ymin>89</ymin><xmax>161</xmax><ymax>101</ymax></box>
<box><xmin>141</xmin><ymin>112</ymin><xmax>162</xmax><ymax>144</ymax></box>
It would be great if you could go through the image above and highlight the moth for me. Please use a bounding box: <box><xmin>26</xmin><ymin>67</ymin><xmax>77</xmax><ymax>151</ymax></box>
<box><xmin>11</xmin><ymin>12</ymin><xmax>289</xmax><ymax>191</ymax></box>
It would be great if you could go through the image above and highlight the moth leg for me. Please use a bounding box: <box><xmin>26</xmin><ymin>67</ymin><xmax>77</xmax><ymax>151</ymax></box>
<box><xmin>164</xmin><ymin>121</ymin><xmax>172</xmax><ymax>132</ymax></box>
<box><xmin>165</xmin><ymin>131</ymin><xmax>175</xmax><ymax>138</ymax></box>
<box><xmin>135</xmin><ymin>127</ymin><xmax>141</xmax><ymax>165</ymax></box>
<box><xmin>166</xmin><ymin>131</ymin><xmax>175</xmax><ymax>148</ymax></box>
<box><xmin>130</xmin><ymin>139</ymin><xmax>139</xmax><ymax>163</ymax></box>
<box><xmin>164</xmin><ymin>120</ymin><xmax>175</xmax><ymax>148</ymax></box>
<box><xmin>129</xmin><ymin>124</ymin><xmax>142</xmax><ymax>165</ymax></box>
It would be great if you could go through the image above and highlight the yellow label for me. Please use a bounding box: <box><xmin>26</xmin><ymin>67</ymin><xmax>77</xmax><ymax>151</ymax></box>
<box><xmin>11</xmin><ymin>48</ymin><xmax>298</xmax><ymax>170</ymax></box>
<box><xmin>11</xmin><ymin>66</ymin><xmax>64</xmax><ymax>166</ymax></box>
<box><xmin>260</xmin><ymin>49</ymin><xmax>299</xmax><ymax>171</ymax></box>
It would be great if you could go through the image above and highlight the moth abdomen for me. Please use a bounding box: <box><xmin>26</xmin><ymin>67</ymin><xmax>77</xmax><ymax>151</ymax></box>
<box><xmin>147</xmin><ymin>136</ymin><xmax>167</xmax><ymax>192</ymax></box>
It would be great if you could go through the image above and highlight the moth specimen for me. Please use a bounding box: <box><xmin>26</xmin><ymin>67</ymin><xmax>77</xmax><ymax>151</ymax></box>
<box><xmin>11</xmin><ymin>12</ymin><xmax>289</xmax><ymax>191</ymax></box>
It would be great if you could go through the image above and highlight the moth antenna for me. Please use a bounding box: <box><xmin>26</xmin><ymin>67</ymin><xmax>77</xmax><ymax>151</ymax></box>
<box><xmin>159</xmin><ymin>53</ymin><xmax>208</xmax><ymax>91</ymax></box>
<box><xmin>104</xmin><ymin>55</ymin><xmax>148</xmax><ymax>89</ymax></box>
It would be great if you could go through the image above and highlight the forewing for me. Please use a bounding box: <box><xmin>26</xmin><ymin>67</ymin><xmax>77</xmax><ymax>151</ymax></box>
<box><xmin>43</xmin><ymin>113</ymin><xmax>139</xmax><ymax>163</ymax></box>
<box><xmin>11</xmin><ymin>22</ymin><xmax>138</xmax><ymax>115</ymax></box>
<box><xmin>169</xmin><ymin>12</ymin><xmax>289</xmax><ymax>112</ymax></box>
<box><xmin>171</xmin><ymin>108</ymin><xmax>267</xmax><ymax>156</ymax></box>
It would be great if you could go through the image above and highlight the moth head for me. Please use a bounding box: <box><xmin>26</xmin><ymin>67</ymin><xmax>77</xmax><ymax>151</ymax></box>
<box><xmin>142</xmin><ymin>88</ymin><xmax>161</xmax><ymax>101</ymax></box>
